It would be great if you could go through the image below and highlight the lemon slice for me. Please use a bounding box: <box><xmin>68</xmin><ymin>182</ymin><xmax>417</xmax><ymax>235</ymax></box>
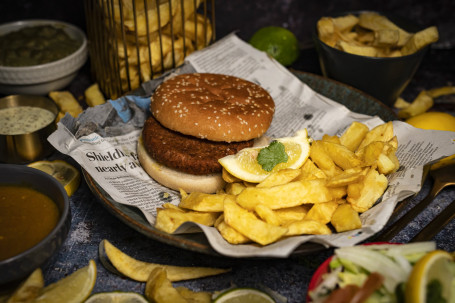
<box><xmin>405</xmin><ymin>250</ymin><xmax>454</xmax><ymax>303</ymax></box>
<box><xmin>213</xmin><ymin>288</ymin><xmax>275</xmax><ymax>303</ymax></box>
<box><xmin>85</xmin><ymin>292</ymin><xmax>149</xmax><ymax>303</ymax></box>
<box><xmin>219</xmin><ymin>129</ymin><xmax>310</xmax><ymax>183</ymax></box>
<box><xmin>28</xmin><ymin>159</ymin><xmax>81</xmax><ymax>196</ymax></box>
<box><xmin>34</xmin><ymin>260</ymin><xmax>97</xmax><ymax>303</ymax></box>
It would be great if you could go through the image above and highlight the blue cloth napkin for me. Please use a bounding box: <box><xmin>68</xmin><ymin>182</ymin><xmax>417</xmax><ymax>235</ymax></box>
<box><xmin>109</xmin><ymin>95</ymin><xmax>151</xmax><ymax>123</ymax></box>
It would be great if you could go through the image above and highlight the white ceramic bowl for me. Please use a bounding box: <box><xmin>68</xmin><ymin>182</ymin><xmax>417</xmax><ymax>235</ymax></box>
<box><xmin>0</xmin><ymin>20</ymin><xmax>88</xmax><ymax>95</ymax></box>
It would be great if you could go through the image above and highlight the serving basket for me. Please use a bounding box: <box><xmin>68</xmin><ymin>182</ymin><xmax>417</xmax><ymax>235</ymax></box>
<box><xmin>84</xmin><ymin>0</ymin><xmax>215</xmax><ymax>99</ymax></box>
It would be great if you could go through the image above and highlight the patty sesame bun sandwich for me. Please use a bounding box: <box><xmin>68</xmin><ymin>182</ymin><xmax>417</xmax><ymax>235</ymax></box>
<box><xmin>137</xmin><ymin>73</ymin><xmax>275</xmax><ymax>193</ymax></box>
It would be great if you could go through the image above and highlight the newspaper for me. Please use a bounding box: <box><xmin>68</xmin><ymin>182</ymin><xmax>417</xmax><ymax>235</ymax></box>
<box><xmin>48</xmin><ymin>34</ymin><xmax>455</xmax><ymax>257</ymax></box>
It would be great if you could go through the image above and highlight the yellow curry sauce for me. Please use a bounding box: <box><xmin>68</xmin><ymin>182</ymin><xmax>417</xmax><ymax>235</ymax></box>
<box><xmin>0</xmin><ymin>185</ymin><xmax>60</xmax><ymax>261</ymax></box>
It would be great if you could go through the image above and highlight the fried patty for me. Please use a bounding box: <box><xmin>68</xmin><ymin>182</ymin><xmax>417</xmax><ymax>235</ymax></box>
<box><xmin>142</xmin><ymin>115</ymin><xmax>254</xmax><ymax>175</ymax></box>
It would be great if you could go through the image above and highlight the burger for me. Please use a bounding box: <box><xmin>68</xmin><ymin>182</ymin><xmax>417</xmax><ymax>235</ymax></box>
<box><xmin>137</xmin><ymin>73</ymin><xmax>275</xmax><ymax>193</ymax></box>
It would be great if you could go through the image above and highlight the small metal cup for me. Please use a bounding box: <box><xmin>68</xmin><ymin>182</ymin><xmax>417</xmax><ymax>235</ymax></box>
<box><xmin>0</xmin><ymin>95</ymin><xmax>59</xmax><ymax>164</ymax></box>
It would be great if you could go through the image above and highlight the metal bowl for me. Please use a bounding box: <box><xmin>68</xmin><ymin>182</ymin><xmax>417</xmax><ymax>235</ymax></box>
<box><xmin>0</xmin><ymin>95</ymin><xmax>59</xmax><ymax>164</ymax></box>
<box><xmin>0</xmin><ymin>164</ymin><xmax>71</xmax><ymax>286</ymax></box>
<box><xmin>0</xmin><ymin>19</ymin><xmax>88</xmax><ymax>95</ymax></box>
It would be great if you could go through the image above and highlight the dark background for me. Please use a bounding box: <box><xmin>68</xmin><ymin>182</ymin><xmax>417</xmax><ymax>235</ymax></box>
<box><xmin>1</xmin><ymin>0</ymin><xmax>454</xmax><ymax>49</ymax></box>
<box><xmin>1</xmin><ymin>0</ymin><xmax>454</xmax><ymax>103</ymax></box>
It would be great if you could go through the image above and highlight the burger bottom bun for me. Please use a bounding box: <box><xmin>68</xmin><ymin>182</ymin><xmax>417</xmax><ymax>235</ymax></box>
<box><xmin>137</xmin><ymin>136</ymin><xmax>225</xmax><ymax>193</ymax></box>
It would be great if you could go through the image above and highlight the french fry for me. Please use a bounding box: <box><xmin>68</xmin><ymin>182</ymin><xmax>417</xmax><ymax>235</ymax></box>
<box><xmin>305</xmin><ymin>200</ymin><xmax>339</xmax><ymax>225</ymax></box>
<box><xmin>283</xmin><ymin>219</ymin><xmax>332</xmax><ymax>236</ymax></box>
<box><xmin>326</xmin><ymin>167</ymin><xmax>368</xmax><ymax>187</ymax></box>
<box><xmin>176</xmin><ymin>286</ymin><xmax>212</xmax><ymax>303</ymax></box>
<box><xmin>347</xmin><ymin>168</ymin><xmax>388</xmax><ymax>213</ymax></box>
<box><xmin>224</xmin><ymin>182</ymin><xmax>246</xmax><ymax>195</ymax></box>
<box><xmin>214</xmin><ymin>214</ymin><xmax>250</xmax><ymax>245</ymax></box>
<box><xmin>155</xmin><ymin>208</ymin><xmax>219</xmax><ymax>233</ymax></box>
<box><xmin>331</xmin><ymin>203</ymin><xmax>362</xmax><ymax>232</ymax></box>
<box><xmin>398</xmin><ymin>90</ymin><xmax>434</xmax><ymax>118</ymax></box>
<box><xmin>48</xmin><ymin>91</ymin><xmax>83</xmax><ymax>119</ymax></box>
<box><xmin>338</xmin><ymin>40</ymin><xmax>378</xmax><ymax>57</ymax></box>
<box><xmin>317</xmin><ymin>12</ymin><xmax>437</xmax><ymax>58</ymax></box>
<box><xmin>256</xmin><ymin>168</ymin><xmax>301</xmax><ymax>188</ymax></box>
<box><xmin>298</xmin><ymin>159</ymin><xmax>327</xmax><ymax>181</ymax></box>
<box><xmin>340</xmin><ymin>121</ymin><xmax>370</xmax><ymax>151</ymax></box>
<box><xmin>310</xmin><ymin>140</ymin><xmax>338</xmax><ymax>177</ymax></box>
<box><xmin>254</xmin><ymin>204</ymin><xmax>281</xmax><ymax>226</ymax></box>
<box><xmin>223</xmin><ymin>199</ymin><xmax>288</xmax><ymax>246</ymax></box>
<box><xmin>274</xmin><ymin>205</ymin><xmax>311</xmax><ymax>225</ymax></box>
<box><xmin>401</xmin><ymin>26</ymin><xmax>439</xmax><ymax>55</ymax></box>
<box><xmin>144</xmin><ymin>268</ymin><xmax>188</xmax><ymax>303</ymax></box>
<box><xmin>178</xmin><ymin>189</ymin><xmax>228</xmax><ymax>212</ymax></box>
<box><xmin>84</xmin><ymin>83</ymin><xmax>106</xmax><ymax>107</ymax></box>
<box><xmin>357</xmin><ymin>122</ymin><xmax>394</xmax><ymax>150</ymax></box>
<box><xmin>320</xmin><ymin>141</ymin><xmax>362</xmax><ymax>170</ymax></box>
<box><xmin>357</xmin><ymin>12</ymin><xmax>412</xmax><ymax>47</ymax></box>
<box><xmin>236</xmin><ymin>179</ymin><xmax>332</xmax><ymax>210</ymax></box>
<box><xmin>102</xmin><ymin>240</ymin><xmax>230</xmax><ymax>282</ymax></box>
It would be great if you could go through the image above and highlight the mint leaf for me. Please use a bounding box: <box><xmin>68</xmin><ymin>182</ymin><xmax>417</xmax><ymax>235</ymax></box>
<box><xmin>257</xmin><ymin>141</ymin><xmax>288</xmax><ymax>172</ymax></box>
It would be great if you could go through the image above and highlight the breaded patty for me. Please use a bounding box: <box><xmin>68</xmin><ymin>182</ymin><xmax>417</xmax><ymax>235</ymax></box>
<box><xmin>142</xmin><ymin>115</ymin><xmax>254</xmax><ymax>175</ymax></box>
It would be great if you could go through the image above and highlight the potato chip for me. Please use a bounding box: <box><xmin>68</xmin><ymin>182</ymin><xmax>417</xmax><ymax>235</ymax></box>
<box><xmin>401</xmin><ymin>26</ymin><xmax>439</xmax><ymax>56</ymax></box>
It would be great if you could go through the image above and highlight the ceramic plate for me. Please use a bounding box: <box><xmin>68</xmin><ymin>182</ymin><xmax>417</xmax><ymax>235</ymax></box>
<box><xmin>83</xmin><ymin>71</ymin><xmax>397</xmax><ymax>257</ymax></box>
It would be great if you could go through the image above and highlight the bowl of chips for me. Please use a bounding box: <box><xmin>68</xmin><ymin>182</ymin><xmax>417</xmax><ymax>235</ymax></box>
<box><xmin>314</xmin><ymin>11</ymin><xmax>439</xmax><ymax>107</ymax></box>
<box><xmin>0</xmin><ymin>19</ymin><xmax>88</xmax><ymax>96</ymax></box>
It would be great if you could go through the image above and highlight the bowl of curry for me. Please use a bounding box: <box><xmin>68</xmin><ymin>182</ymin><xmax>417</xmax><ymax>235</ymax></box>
<box><xmin>0</xmin><ymin>164</ymin><xmax>71</xmax><ymax>285</ymax></box>
<box><xmin>0</xmin><ymin>19</ymin><xmax>88</xmax><ymax>95</ymax></box>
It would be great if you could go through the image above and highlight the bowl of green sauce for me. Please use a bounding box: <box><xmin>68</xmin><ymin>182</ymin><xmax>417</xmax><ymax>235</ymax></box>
<box><xmin>0</xmin><ymin>20</ymin><xmax>88</xmax><ymax>95</ymax></box>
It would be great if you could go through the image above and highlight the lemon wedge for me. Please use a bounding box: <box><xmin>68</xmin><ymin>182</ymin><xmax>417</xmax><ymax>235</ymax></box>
<box><xmin>28</xmin><ymin>159</ymin><xmax>81</xmax><ymax>196</ymax></box>
<box><xmin>405</xmin><ymin>250</ymin><xmax>454</xmax><ymax>303</ymax></box>
<box><xmin>85</xmin><ymin>292</ymin><xmax>149</xmax><ymax>303</ymax></box>
<box><xmin>34</xmin><ymin>260</ymin><xmax>97</xmax><ymax>303</ymax></box>
<box><xmin>213</xmin><ymin>288</ymin><xmax>275</xmax><ymax>303</ymax></box>
<box><xmin>219</xmin><ymin>129</ymin><xmax>310</xmax><ymax>183</ymax></box>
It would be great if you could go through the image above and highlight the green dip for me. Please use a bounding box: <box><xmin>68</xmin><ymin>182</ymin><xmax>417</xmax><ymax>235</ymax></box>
<box><xmin>0</xmin><ymin>25</ymin><xmax>81</xmax><ymax>67</ymax></box>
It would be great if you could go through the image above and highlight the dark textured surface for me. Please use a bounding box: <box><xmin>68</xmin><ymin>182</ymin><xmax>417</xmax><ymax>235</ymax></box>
<box><xmin>0</xmin><ymin>1</ymin><xmax>454</xmax><ymax>302</ymax></box>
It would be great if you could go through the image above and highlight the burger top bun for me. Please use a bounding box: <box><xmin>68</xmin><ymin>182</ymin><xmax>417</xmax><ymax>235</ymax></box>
<box><xmin>151</xmin><ymin>73</ymin><xmax>275</xmax><ymax>142</ymax></box>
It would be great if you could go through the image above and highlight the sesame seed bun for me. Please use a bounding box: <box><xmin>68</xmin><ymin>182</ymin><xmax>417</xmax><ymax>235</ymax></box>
<box><xmin>151</xmin><ymin>73</ymin><xmax>275</xmax><ymax>142</ymax></box>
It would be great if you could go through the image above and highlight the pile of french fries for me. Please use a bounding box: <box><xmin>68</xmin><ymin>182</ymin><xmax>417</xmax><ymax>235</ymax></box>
<box><xmin>317</xmin><ymin>12</ymin><xmax>438</xmax><ymax>57</ymax></box>
<box><xmin>107</xmin><ymin>0</ymin><xmax>213</xmax><ymax>92</ymax></box>
<box><xmin>155</xmin><ymin>121</ymin><xmax>400</xmax><ymax>246</ymax></box>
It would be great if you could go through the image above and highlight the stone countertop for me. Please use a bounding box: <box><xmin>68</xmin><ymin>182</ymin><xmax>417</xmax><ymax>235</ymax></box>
<box><xmin>1</xmin><ymin>1</ymin><xmax>454</xmax><ymax>302</ymax></box>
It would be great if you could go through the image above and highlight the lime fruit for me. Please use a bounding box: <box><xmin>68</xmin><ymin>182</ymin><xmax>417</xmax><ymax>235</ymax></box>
<box><xmin>405</xmin><ymin>111</ymin><xmax>455</xmax><ymax>132</ymax></box>
<box><xmin>85</xmin><ymin>292</ymin><xmax>149</xmax><ymax>303</ymax></box>
<box><xmin>405</xmin><ymin>250</ymin><xmax>454</xmax><ymax>303</ymax></box>
<box><xmin>28</xmin><ymin>159</ymin><xmax>81</xmax><ymax>196</ymax></box>
<box><xmin>213</xmin><ymin>288</ymin><xmax>275</xmax><ymax>303</ymax></box>
<box><xmin>34</xmin><ymin>260</ymin><xmax>97</xmax><ymax>303</ymax></box>
<box><xmin>249</xmin><ymin>26</ymin><xmax>299</xmax><ymax>66</ymax></box>
<box><xmin>219</xmin><ymin>129</ymin><xmax>310</xmax><ymax>183</ymax></box>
